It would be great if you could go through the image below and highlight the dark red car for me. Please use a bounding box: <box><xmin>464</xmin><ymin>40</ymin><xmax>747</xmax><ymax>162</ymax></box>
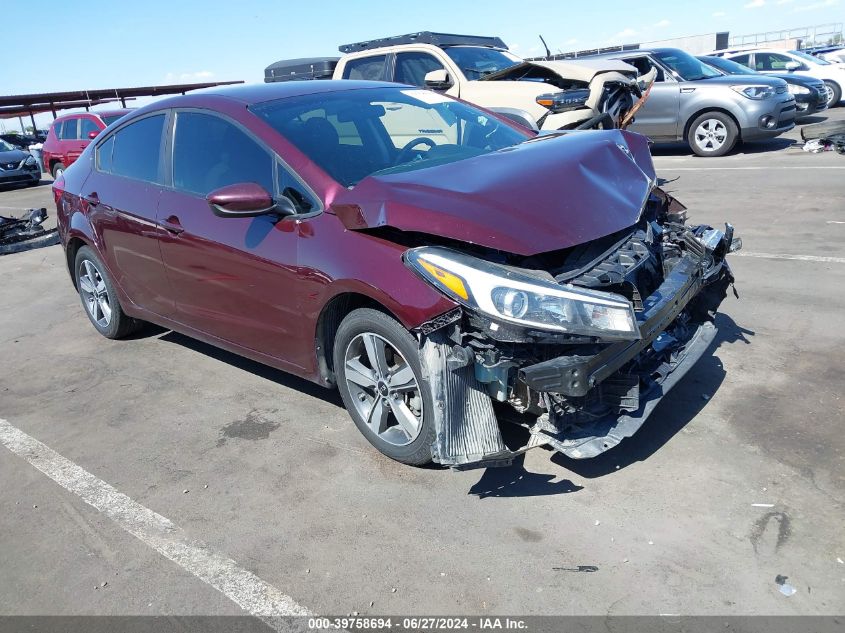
<box><xmin>54</xmin><ymin>81</ymin><xmax>739</xmax><ymax>468</ymax></box>
<box><xmin>42</xmin><ymin>109</ymin><xmax>131</xmax><ymax>179</ymax></box>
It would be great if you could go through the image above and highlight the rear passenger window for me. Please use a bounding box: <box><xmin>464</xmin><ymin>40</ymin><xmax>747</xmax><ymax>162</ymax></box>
<box><xmin>97</xmin><ymin>136</ymin><xmax>115</xmax><ymax>172</ymax></box>
<box><xmin>108</xmin><ymin>114</ymin><xmax>165</xmax><ymax>183</ymax></box>
<box><xmin>79</xmin><ymin>118</ymin><xmax>100</xmax><ymax>139</ymax></box>
<box><xmin>343</xmin><ymin>55</ymin><xmax>388</xmax><ymax>81</ymax></box>
<box><xmin>172</xmin><ymin>112</ymin><xmax>273</xmax><ymax>196</ymax></box>
<box><xmin>60</xmin><ymin>119</ymin><xmax>78</xmax><ymax>140</ymax></box>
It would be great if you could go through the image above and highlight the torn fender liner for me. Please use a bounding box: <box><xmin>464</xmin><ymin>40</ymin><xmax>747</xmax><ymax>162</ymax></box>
<box><xmin>419</xmin><ymin>330</ymin><xmax>510</xmax><ymax>467</ymax></box>
<box><xmin>538</xmin><ymin>321</ymin><xmax>717</xmax><ymax>459</ymax></box>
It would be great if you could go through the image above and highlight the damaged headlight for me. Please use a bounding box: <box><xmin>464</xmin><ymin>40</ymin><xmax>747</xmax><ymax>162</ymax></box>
<box><xmin>405</xmin><ymin>247</ymin><xmax>640</xmax><ymax>340</ymax></box>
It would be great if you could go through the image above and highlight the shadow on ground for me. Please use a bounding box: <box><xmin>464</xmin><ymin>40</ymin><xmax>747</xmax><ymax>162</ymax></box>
<box><xmin>650</xmin><ymin>137</ymin><xmax>795</xmax><ymax>157</ymax></box>
<box><xmin>154</xmin><ymin>328</ymin><xmax>344</xmax><ymax>407</ymax></box>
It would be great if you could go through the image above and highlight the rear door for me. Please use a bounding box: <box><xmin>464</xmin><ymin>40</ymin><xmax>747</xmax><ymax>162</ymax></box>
<box><xmin>620</xmin><ymin>56</ymin><xmax>681</xmax><ymax>140</ymax></box>
<box><xmin>84</xmin><ymin>112</ymin><xmax>173</xmax><ymax>317</ymax></box>
<box><xmin>61</xmin><ymin>117</ymin><xmax>88</xmax><ymax>166</ymax></box>
<box><xmin>157</xmin><ymin>110</ymin><xmax>317</xmax><ymax>362</ymax></box>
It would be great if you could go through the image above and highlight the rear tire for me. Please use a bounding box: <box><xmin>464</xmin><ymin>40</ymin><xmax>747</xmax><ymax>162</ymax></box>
<box><xmin>687</xmin><ymin>112</ymin><xmax>738</xmax><ymax>157</ymax></box>
<box><xmin>51</xmin><ymin>162</ymin><xmax>65</xmax><ymax>179</ymax></box>
<box><xmin>74</xmin><ymin>246</ymin><xmax>141</xmax><ymax>339</ymax></box>
<box><xmin>333</xmin><ymin>308</ymin><xmax>435</xmax><ymax>466</ymax></box>
<box><xmin>824</xmin><ymin>81</ymin><xmax>841</xmax><ymax>108</ymax></box>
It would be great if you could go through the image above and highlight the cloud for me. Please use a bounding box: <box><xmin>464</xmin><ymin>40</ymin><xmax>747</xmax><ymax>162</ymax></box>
<box><xmin>654</xmin><ymin>19</ymin><xmax>671</xmax><ymax>27</ymax></box>
<box><xmin>565</xmin><ymin>38</ymin><xmax>578</xmax><ymax>45</ymax></box>
<box><xmin>614</xmin><ymin>28</ymin><xmax>638</xmax><ymax>40</ymax></box>
<box><xmin>793</xmin><ymin>0</ymin><xmax>839</xmax><ymax>10</ymax></box>
<box><xmin>776</xmin><ymin>0</ymin><xmax>794</xmax><ymax>4</ymax></box>
<box><xmin>712</xmin><ymin>10</ymin><xmax>727</xmax><ymax>16</ymax></box>
<box><xmin>744</xmin><ymin>0</ymin><xmax>765</xmax><ymax>7</ymax></box>
<box><xmin>164</xmin><ymin>70</ymin><xmax>215</xmax><ymax>83</ymax></box>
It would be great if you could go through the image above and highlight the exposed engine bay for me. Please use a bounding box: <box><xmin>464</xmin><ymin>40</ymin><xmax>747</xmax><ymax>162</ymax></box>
<box><xmin>407</xmin><ymin>188</ymin><xmax>740</xmax><ymax>468</ymax></box>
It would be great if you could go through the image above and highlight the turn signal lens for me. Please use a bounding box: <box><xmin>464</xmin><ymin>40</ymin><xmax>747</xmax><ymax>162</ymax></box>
<box><xmin>419</xmin><ymin>260</ymin><xmax>469</xmax><ymax>300</ymax></box>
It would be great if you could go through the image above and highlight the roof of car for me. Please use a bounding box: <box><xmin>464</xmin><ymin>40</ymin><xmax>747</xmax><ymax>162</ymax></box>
<box><xmin>54</xmin><ymin>108</ymin><xmax>133</xmax><ymax>121</ymax></box>
<box><xmin>589</xmin><ymin>47</ymin><xmax>688</xmax><ymax>59</ymax></box>
<box><xmin>195</xmin><ymin>80</ymin><xmax>406</xmax><ymax>104</ymax></box>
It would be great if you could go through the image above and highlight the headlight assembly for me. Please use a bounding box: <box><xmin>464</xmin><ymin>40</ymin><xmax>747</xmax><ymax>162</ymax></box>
<box><xmin>24</xmin><ymin>155</ymin><xmax>37</xmax><ymax>165</ymax></box>
<box><xmin>731</xmin><ymin>85</ymin><xmax>776</xmax><ymax>100</ymax></box>
<box><xmin>787</xmin><ymin>83</ymin><xmax>811</xmax><ymax>95</ymax></box>
<box><xmin>405</xmin><ymin>246</ymin><xmax>640</xmax><ymax>340</ymax></box>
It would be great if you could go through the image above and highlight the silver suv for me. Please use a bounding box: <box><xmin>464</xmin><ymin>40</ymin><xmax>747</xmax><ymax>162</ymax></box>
<box><xmin>586</xmin><ymin>48</ymin><xmax>796</xmax><ymax>156</ymax></box>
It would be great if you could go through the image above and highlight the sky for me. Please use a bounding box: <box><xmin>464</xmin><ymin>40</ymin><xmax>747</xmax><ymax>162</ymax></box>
<box><xmin>2</xmin><ymin>0</ymin><xmax>843</xmax><ymax>130</ymax></box>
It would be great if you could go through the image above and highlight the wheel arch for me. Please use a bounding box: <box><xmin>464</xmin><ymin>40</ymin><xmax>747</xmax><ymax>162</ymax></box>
<box><xmin>314</xmin><ymin>292</ymin><xmax>405</xmax><ymax>387</ymax></box>
<box><xmin>65</xmin><ymin>235</ymin><xmax>90</xmax><ymax>290</ymax></box>
<box><xmin>682</xmin><ymin>107</ymin><xmax>742</xmax><ymax>141</ymax></box>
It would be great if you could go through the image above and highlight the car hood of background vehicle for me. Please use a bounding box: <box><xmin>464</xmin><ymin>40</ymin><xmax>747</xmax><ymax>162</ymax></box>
<box><xmin>694</xmin><ymin>74</ymin><xmax>788</xmax><ymax>88</ymax></box>
<box><xmin>331</xmin><ymin>129</ymin><xmax>656</xmax><ymax>256</ymax></box>
<box><xmin>0</xmin><ymin>148</ymin><xmax>28</xmax><ymax>164</ymax></box>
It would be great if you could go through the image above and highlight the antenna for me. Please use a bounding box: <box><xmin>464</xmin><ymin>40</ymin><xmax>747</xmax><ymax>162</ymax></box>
<box><xmin>539</xmin><ymin>34</ymin><xmax>552</xmax><ymax>59</ymax></box>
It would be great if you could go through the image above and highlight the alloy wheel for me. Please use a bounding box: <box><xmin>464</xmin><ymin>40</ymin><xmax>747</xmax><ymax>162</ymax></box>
<box><xmin>78</xmin><ymin>259</ymin><xmax>112</xmax><ymax>328</ymax></box>
<box><xmin>693</xmin><ymin>119</ymin><xmax>728</xmax><ymax>152</ymax></box>
<box><xmin>343</xmin><ymin>332</ymin><xmax>424</xmax><ymax>447</ymax></box>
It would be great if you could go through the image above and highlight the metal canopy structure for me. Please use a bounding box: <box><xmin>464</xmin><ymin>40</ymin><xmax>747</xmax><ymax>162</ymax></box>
<box><xmin>0</xmin><ymin>80</ymin><xmax>244</xmax><ymax>129</ymax></box>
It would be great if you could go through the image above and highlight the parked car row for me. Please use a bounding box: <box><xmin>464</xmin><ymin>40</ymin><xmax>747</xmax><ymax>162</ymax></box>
<box><xmin>264</xmin><ymin>32</ymin><xmax>841</xmax><ymax>157</ymax></box>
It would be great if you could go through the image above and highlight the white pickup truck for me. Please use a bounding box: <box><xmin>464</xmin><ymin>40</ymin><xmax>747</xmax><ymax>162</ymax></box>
<box><xmin>264</xmin><ymin>32</ymin><xmax>646</xmax><ymax>131</ymax></box>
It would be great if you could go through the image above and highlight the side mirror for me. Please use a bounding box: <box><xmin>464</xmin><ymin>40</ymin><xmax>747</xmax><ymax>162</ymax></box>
<box><xmin>88</xmin><ymin>130</ymin><xmax>100</xmax><ymax>139</ymax></box>
<box><xmin>424</xmin><ymin>69</ymin><xmax>453</xmax><ymax>90</ymax></box>
<box><xmin>784</xmin><ymin>61</ymin><xmax>802</xmax><ymax>71</ymax></box>
<box><xmin>207</xmin><ymin>182</ymin><xmax>295</xmax><ymax>219</ymax></box>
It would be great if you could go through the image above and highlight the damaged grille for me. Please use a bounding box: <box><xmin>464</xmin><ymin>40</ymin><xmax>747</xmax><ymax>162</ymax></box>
<box><xmin>554</xmin><ymin>228</ymin><xmax>664</xmax><ymax>312</ymax></box>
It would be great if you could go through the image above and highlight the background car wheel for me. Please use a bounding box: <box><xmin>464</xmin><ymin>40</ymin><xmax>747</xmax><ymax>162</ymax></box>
<box><xmin>687</xmin><ymin>112</ymin><xmax>738</xmax><ymax>157</ymax></box>
<box><xmin>823</xmin><ymin>81</ymin><xmax>841</xmax><ymax>108</ymax></box>
<box><xmin>74</xmin><ymin>246</ymin><xmax>141</xmax><ymax>339</ymax></box>
<box><xmin>333</xmin><ymin>308</ymin><xmax>435</xmax><ymax>466</ymax></box>
<box><xmin>51</xmin><ymin>162</ymin><xmax>65</xmax><ymax>179</ymax></box>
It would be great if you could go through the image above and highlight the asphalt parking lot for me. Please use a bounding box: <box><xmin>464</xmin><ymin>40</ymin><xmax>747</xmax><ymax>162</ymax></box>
<box><xmin>1</xmin><ymin>111</ymin><xmax>843</xmax><ymax>622</ymax></box>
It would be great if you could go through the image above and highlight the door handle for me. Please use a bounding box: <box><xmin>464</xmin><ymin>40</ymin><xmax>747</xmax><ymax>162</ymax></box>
<box><xmin>83</xmin><ymin>192</ymin><xmax>99</xmax><ymax>206</ymax></box>
<box><xmin>160</xmin><ymin>215</ymin><xmax>185</xmax><ymax>235</ymax></box>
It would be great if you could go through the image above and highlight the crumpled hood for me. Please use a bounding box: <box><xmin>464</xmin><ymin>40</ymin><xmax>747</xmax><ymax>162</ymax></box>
<box><xmin>482</xmin><ymin>58</ymin><xmax>638</xmax><ymax>83</ymax></box>
<box><xmin>332</xmin><ymin>129</ymin><xmax>656</xmax><ymax>256</ymax></box>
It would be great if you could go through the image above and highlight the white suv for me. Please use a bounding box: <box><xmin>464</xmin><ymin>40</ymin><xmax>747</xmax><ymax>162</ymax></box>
<box><xmin>714</xmin><ymin>48</ymin><xmax>845</xmax><ymax>107</ymax></box>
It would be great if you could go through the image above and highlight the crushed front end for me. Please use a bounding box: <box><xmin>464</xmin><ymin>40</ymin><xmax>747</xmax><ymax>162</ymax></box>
<box><xmin>406</xmin><ymin>189</ymin><xmax>740</xmax><ymax>468</ymax></box>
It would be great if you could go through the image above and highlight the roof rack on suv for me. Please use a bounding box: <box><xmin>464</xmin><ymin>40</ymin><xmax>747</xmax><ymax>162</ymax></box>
<box><xmin>338</xmin><ymin>32</ymin><xmax>508</xmax><ymax>54</ymax></box>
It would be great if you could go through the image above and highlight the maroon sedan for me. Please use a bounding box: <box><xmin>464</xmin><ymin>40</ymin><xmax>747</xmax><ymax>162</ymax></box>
<box><xmin>54</xmin><ymin>81</ymin><xmax>739</xmax><ymax>468</ymax></box>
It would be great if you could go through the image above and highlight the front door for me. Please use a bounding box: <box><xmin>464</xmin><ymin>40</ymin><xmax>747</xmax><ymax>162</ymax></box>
<box><xmin>157</xmin><ymin>110</ymin><xmax>317</xmax><ymax>364</ymax></box>
<box><xmin>621</xmin><ymin>56</ymin><xmax>681</xmax><ymax>140</ymax></box>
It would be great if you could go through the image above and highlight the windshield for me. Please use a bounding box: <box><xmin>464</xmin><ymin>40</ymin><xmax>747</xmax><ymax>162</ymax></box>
<box><xmin>443</xmin><ymin>46</ymin><xmax>521</xmax><ymax>79</ymax></box>
<box><xmin>252</xmin><ymin>86</ymin><xmax>528</xmax><ymax>187</ymax></box>
<box><xmin>654</xmin><ymin>50</ymin><xmax>722</xmax><ymax>81</ymax></box>
<box><xmin>0</xmin><ymin>139</ymin><xmax>16</xmax><ymax>152</ymax></box>
<box><xmin>699</xmin><ymin>55</ymin><xmax>760</xmax><ymax>76</ymax></box>
<box><xmin>790</xmin><ymin>50</ymin><xmax>829</xmax><ymax>66</ymax></box>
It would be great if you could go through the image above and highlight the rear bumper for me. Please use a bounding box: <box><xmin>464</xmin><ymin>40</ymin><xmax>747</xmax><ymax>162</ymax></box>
<box><xmin>795</xmin><ymin>92</ymin><xmax>829</xmax><ymax>119</ymax></box>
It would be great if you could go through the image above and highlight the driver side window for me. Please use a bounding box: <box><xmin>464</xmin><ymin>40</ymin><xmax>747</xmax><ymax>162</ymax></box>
<box><xmin>172</xmin><ymin>112</ymin><xmax>274</xmax><ymax>196</ymax></box>
<box><xmin>394</xmin><ymin>52</ymin><xmax>445</xmax><ymax>86</ymax></box>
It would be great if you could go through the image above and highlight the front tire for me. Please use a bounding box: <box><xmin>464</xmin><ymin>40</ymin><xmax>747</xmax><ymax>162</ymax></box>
<box><xmin>824</xmin><ymin>81</ymin><xmax>842</xmax><ymax>108</ymax></box>
<box><xmin>74</xmin><ymin>246</ymin><xmax>141</xmax><ymax>339</ymax></box>
<box><xmin>687</xmin><ymin>112</ymin><xmax>738</xmax><ymax>157</ymax></box>
<box><xmin>333</xmin><ymin>308</ymin><xmax>435</xmax><ymax>466</ymax></box>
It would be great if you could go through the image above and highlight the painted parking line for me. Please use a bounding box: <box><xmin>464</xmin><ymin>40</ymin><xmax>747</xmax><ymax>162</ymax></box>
<box><xmin>733</xmin><ymin>252</ymin><xmax>845</xmax><ymax>264</ymax></box>
<box><xmin>0</xmin><ymin>418</ymin><xmax>311</xmax><ymax>630</ymax></box>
